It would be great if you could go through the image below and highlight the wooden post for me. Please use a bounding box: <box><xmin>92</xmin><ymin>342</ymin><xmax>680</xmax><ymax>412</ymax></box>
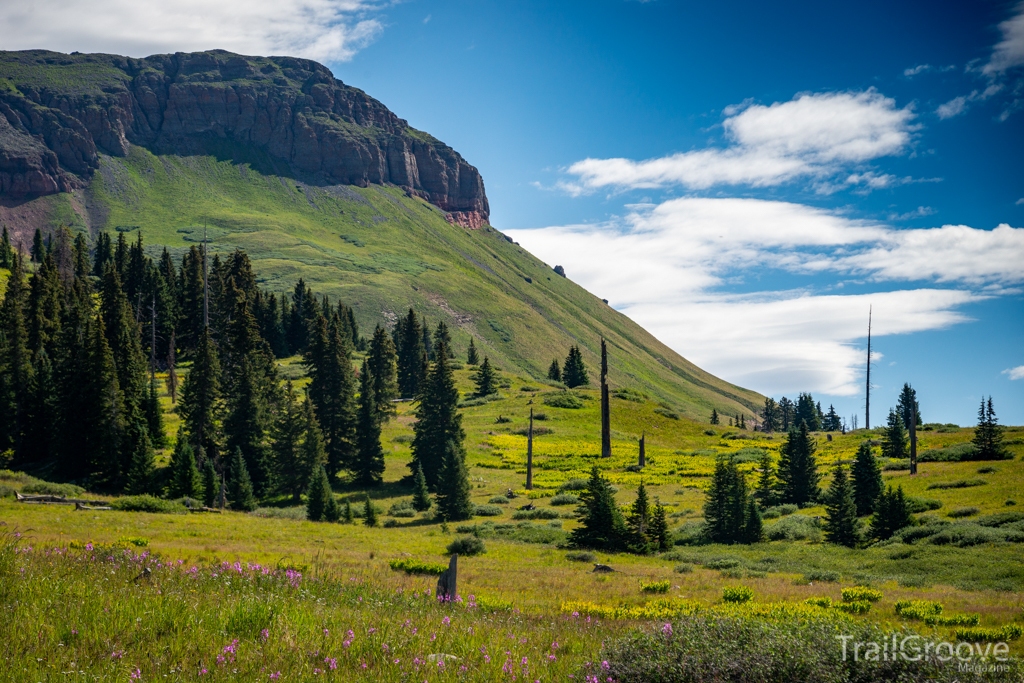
<box><xmin>909</xmin><ymin>403</ymin><xmax>918</xmax><ymax>475</ymax></box>
<box><xmin>638</xmin><ymin>433</ymin><xmax>645</xmax><ymax>468</ymax></box>
<box><xmin>601</xmin><ymin>339</ymin><xmax>611</xmax><ymax>458</ymax></box>
<box><xmin>526</xmin><ymin>408</ymin><xmax>534</xmax><ymax>490</ymax></box>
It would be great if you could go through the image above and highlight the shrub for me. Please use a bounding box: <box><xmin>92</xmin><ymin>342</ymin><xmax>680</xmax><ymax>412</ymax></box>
<box><xmin>487</xmin><ymin>495</ymin><xmax>510</xmax><ymax>504</ymax></box>
<box><xmin>533</xmin><ymin>412</ymin><xmax>548</xmax><ymax>421</ymax></box>
<box><xmin>976</xmin><ymin>511</ymin><xmax>1024</xmax><ymax>527</ymax></box>
<box><xmin>512</xmin><ymin>507</ymin><xmax>560</xmax><ymax>520</ymax></box>
<box><xmin>926</xmin><ymin>478</ymin><xmax>987</xmax><ymax>490</ymax></box>
<box><xmin>111</xmin><ymin>495</ymin><xmax>187</xmax><ymax>514</ymax></box>
<box><xmin>654</xmin><ymin>408</ymin><xmax>679</xmax><ymax>420</ymax></box>
<box><xmin>473</xmin><ymin>505</ymin><xmax>503</xmax><ymax>517</ymax></box>
<box><xmin>494</xmin><ymin>415</ymin><xmax>512</xmax><ymax>424</ymax></box>
<box><xmin>929</xmin><ymin>613</ymin><xmax>980</xmax><ymax>627</ymax></box>
<box><xmin>513</xmin><ymin>426</ymin><xmax>554</xmax><ymax>436</ymax></box>
<box><xmin>543</xmin><ymin>392</ymin><xmax>584</xmax><ymax>409</ymax></box>
<box><xmin>613</xmin><ymin>388</ymin><xmax>648</xmax><ymax>402</ymax></box>
<box><xmin>766</xmin><ymin>515</ymin><xmax>821</xmax><ymax>542</ymax></box>
<box><xmin>721</xmin><ymin>586</ymin><xmax>753</xmax><ymax>604</ymax></box>
<box><xmin>977</xmin><ymin>466</ymin><xmax>997</xmax><ymax>474</ymax></box>
<box><xmin>895</xmin><ymin>600</ymin><xmax>943</xmax><ymax>620</ymax></box>
<box><xmin>0</xmin><ymin>485</ymin><xmax>15</xmax><ymax>498</ymax></box>
<box><xmin>834</xmin><ymin>600</ymin><xmax>871</xmax><ymax>614</ymax></box>
<box><xmin>392</xmin><ymin>434</ymin><xmax>413</xmax><ymax>444</ymax></box>
<box><xmin>558</xmin><ymin>478</ymin><xmax>589</xmax><ymax>492</ymax></box>
<box><xmin>640</xmin><ymin>580</ymin><xmax>671</xmax><ymax>594</ymax></box>
<box><xmin>918</xmin><ymin>443</ymin><xmax>976</xmax><ymax>462</ymax></box>
<box><xmin>905</xmin><ymin>496</ymin><xmax>942</xmax><ymax>513</ymax></box>
<box><xmin>388</xmin><ymin>500</ymin><xmax>416</xmax><ymax>517</ymax></box>
<box><xmin>703</xmin><ymin>429</ymin><xmax>716</xmax><ymax>436</ymax></box>
<box><xmin>947</xmin><ymin>506</ymin><xmax>979</xmax><ymax>518</ymax></box>
<box><xmin>842</xmin><ymin>587</ymin><xmax>882</xmax><ymax>603</ymax></box>
<box><xmin>550</xmin><ymin>493</ymin><xmax>579</xmax><ymax>506</ymax></box>
<box><xmin>674</xmin><ymin>563</ymin><xmax>694</xmax><ymax>574</ymax></box>
<box><xmin>565</xmin><ymin>550</ymin><xmax>595</xmax><ymax>563</ymax></box>
<box><xmin>389</xmin><ymin>559</ymin><xmax>447</xmax><ymax>575</ymax></box>
<box><xmin>762</xmin><ymin>504</ymin><xmax>798</xmax><ymax>519</ymax></box>
<box><xmin>882</xmin><ymin>459</ymin><xmax>910</xmax><ymax>471</ymax></box>
<box><xmin>22</xmin><ymin>481</ymin><xmax>85</xmax><ymax>497</ymax></box>
<box><xmin>805</xmin><ymin>597</ymin><xmax>832</xmax><ymax>608</ymax></box>
<box><xmin>954</xmin><ymin>625</ymin><xmax>1022</xmax><ymax>642</ymax></box>
<box><xmin>706</xmin><ymin>558</ymin><xmax>740</xmax><ymax>570</ymax></box>
<box><xmin>446</xmin><ymin>536</ymin><xmax>486</xmax><ymax>556</ymax></box>
<box><xmin>804</xmin><ymin>570</ymin><xmax>840</xmax><ymax>583</ymax></box>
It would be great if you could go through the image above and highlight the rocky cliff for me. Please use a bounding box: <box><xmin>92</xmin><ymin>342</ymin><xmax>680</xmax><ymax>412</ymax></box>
<box><xmin>0</xmin><ymin>49</ymin><xmax>488</xmax><ymax>227</ymax></box>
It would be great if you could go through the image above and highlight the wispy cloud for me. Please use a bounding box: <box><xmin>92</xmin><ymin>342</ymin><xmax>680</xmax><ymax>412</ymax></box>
<box><xmin>904</xmin><ymin>64</ymin><xmax>932</xmax><ymax>77</ymax></box>
<box><xmin>561</xmin><ymin>90</ymin><xmax>916</xmax><ymax>194</ymax></box>
<box><xmin>982</xmin><ymin>1</ymin><xmax>1024</xmax><ymax>76</ymax></box>
<box><xmin>1004</xmin><ymin>365</ymin><xmax>1024</xmax><ymax>380</ymax></box>
<box><xmin>507</xmin><ymin>198</ymin><xmax>1022</xmax><ymax>395</ymax></box>
<box><xmin>0</xmin><ymin>0</ymin><xmax>385</xmax><ymax>63</ymax></box>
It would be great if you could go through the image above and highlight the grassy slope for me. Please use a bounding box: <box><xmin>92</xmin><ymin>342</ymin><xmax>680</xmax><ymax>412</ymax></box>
<box><xmin>55</xmin><ymin>144</ymin><xmax>760</xmax><ymax>419</ymax></box>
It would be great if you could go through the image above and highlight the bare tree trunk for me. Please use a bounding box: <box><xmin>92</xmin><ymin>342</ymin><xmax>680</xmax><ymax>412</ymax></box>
<box><xmin>639</xmin><ymin>433</ymin><xmax>645</xmax><ymax>468</ymax></box>
<box><xmin>526</xmin><ymin>408</ymin><xmax>534</xmax><ymax>490</ymax></box>
<box><xmin>601</xmin><ymin>339</ymin><xmax>611</xmax><ymax>458</ymax></box>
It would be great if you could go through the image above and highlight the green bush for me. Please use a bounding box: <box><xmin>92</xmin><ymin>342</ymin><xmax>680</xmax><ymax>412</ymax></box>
<box><xmin>895</xmin><ymin>600</ymin><xmax>943</xmax><ymax>620</ymax></box>
<box><xmin>565</xmin><ymin>550</ymin><xmax>595</xmax><ymax>563</ymax></box>
<box><xmin>22</xmin><ymin>481</ymin><xmax>85</xmax><ymax>497</ymax></box>
<box><xmin>473</xmin><ymin>504</ymin><xmax>503</xmax><ymax>517</ymax></box>
<box><xmin>926</xmin><ymin>478</ymin><xmax>987</xmax><ymax>490</ymax></box>
<box><xmin>706</xmin><ymin>558</ymin><xmax>740</xmax><ymax>570</ymax></box>
<box><xmin>947</xmin><ymin>506</ymin><xmax>979</xmax><ymax>518</ymax></box>
<box><xmin>805</xmin><ymin>597</ymin><xmax>832</xmax><ymax>608</ymax></box>
<box><xmin>558</xmin><ymin>478</ymin><xmax>589</xmax><ymax>492</ymax></box>
<box><xmin>954</xmin><ymin>625</ymin><xmax>1022</xmax><ymax>642</ymax></box>
<box><xmin>111</xmin><ymin>495</ymin><xmax>188</xmax><ymax>514</ymax></box>
<box><xmin>487</xmin><ymin>495</ymin><xmax>510</xmax><ymax>504</ymax></box>
<box><xmin>543</xmin><ymin>392</ymin><xmax>584</xmax><ymax>409</ymax></box>
<box><xmin>762</xmin><ymin>504</ymin><xmax>798</xmax><ymax>519</ymax></box>
<box><xmin>841</xmin><ymin>587</ymin><xmax>882</xmax><ymax>603</ymax></box>
<box><xmin>766</xmin><ymin>515</ymin><xmax>821</xmax><ymax>542</ymax></box>
<box><xmin>918</xmin><ymin>443</ymin><xmax>976</xmax><ymax>462</ymax></box>
<box><xmin>976</xmin><ymin>511</ymin><xmax>1024</xmax><ymax>527</ymax></box>
<box><xmin>446</xmin><ymin>536</ymin><xmax>486</xmax><ymax>556</ymax></box>
<box><xmin>550</xmin><ymin>493</ymin><xmax>579</xmax><ymax>506</ymax></box>
<box><xmin>673</xmin><ymin>563</ymin><xmax>693</xmax><ymax>574</ymax></box>
<box><xmin>389</xmin><ymin>559</ymin><xmax>447</xmax><ymax>575</ymax></box>
<box><xmin>721</xmin><ymin>586</ymin><xmax>753</xmax><ymax>603</ymax></box>
<box><xmin>640</xmin><ymin>580</ymin><xmax>671</xmax><ymax>593</ymax></box>
<box><xmin>512</xmin><ymin>507</ymin><xmax>560</xmax><ymax>520</ymax></box>
<box><xmin>834</xmin><ymin>600</ymin><xmax>870</xmax><ymax>614</ymax></box>
<box><xmin>905</xmin><ymin>496</ymin><xmax>942</xmax><ymax>512</ymax></box>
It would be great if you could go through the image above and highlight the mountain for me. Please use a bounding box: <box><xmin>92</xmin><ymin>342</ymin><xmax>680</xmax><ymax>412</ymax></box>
<box><xmin>0</xmin><ymin>49</ymin><xmax>762</xmax><ymax>419</ymax></box>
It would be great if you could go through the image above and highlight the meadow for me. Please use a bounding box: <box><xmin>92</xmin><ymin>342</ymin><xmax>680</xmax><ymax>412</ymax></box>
<box><xmin>2</xmin><ymin>360</ymin><xmax>1023</xmax><ymax>681</ymax></box>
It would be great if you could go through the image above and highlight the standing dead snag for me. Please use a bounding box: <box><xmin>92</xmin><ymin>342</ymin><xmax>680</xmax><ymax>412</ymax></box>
<box><xmin>639</xmin><ymin>433</ymin><xmax>645</xmax><ymax>468</ymax></box>
<box><xmin>436</xmin><ymin>554</ymin><xmax>458</xmax><ymax>601</ymax></box>
<box><xmin>526</xmin><ymin>408</ymin><xmax>534</xmax><ymax>490</ymax></box>
<box><xmin>601</xmin><ymin>339</ymin><xmax>611</xmax><ymax>458</ymax></box>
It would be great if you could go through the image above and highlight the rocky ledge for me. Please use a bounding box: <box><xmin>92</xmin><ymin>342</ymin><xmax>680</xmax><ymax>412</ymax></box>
<box><xmin>0</xmin><ymin>49</ymin><xmax>488</xmax><ymax>227</ymax></box>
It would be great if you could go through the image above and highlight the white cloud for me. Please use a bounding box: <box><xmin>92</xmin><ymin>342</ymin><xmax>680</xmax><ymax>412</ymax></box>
<box><xmin>1004</xmin><ymin>366</ymin><xmax>1024</xmax><ymax>380</ymax></box>
<box><xmin>983</xmin><ymin>1</ymin><xmax>1024</xmax><ymax>75</ymax></box>
<box><xmin>1017</xmin><ymin>198</ymin><xmax>1024</xmax><ymax>205</ymax></box>
<box><xmin>507</xmin><ymin>197</ymin><xmax>1022</xmax><ymax>395</ymax></box>
<box><xmin>0</xmin><ymin>0</ymin><xmax>384</xmax><ymax>63</ymax></box>
<box><xmin>905</xmin><ymin>64</ymin><xmax>931</xmax><ymax>77</ymax></box>
<box><xmin>564</xmin><ymin>90</ymin><xmax>915</xmax><ymax>193</ymax></box>
<box><xmin>937</xmin><ymin>96</ymin><xmax>968</xmax><ymax>119</ymax></box>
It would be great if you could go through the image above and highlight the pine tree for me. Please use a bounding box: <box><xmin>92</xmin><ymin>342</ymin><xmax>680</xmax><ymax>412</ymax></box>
<box><xmin>881</xmin><ymin>408</ymin><xmax>908</xmax><ymax>460</ymax></box>
<box><xmin>272</xmin><ymin>382</ymin><xmax>305</xmax><ymax>500</ymax></box>
<box><xmin>93</xmin><ymin>232</ymin><xmax>113</xmax><ymax>278</ymax></box>
<box><xmin>626</xmin><ymin>481</ymin><xmax>653</xmax><ymax>553</ymax></box>
<box><xmin>896</xmin><ymin>383</ymin><xmax>922</xmax><ymax>429</ymax></box>
<box><xmin>363</xmin><ymin>495</ymin><xmax>378</xmax><ymax>527</ymax></box>
<box><xmin>144</xmin><ymin>376</ymin><xmax>165</xmax><ymax>448</ymax></box>
<box><xmin>324</xmin><ymin>490</ymin><xmax>341</xmax><ymax>523</ymax></box>
<box><xmin>354</xmin><ymin>360</ymin><xmax>385</xmax><ymax>486</ymax></box>
<box><xmin>123</xmin><ymin>421</ymin><xmax>154</xmax><ymax>495</ymax></box>
<box><xmin>778</xmin><ymin>397</ymin><xmax>794</xmax><ymax>430</ymax></box>
<box><xmin>298</xmin><ymin>396</ymin><xmax>328</xmax><ymax>497</ymax></box>
<box><xmin>650</xmin><ymin>499</ymin><xmax>670</xmax><ymax>551</ymax></box>
<box><xmin>411</xmin><ymin>463</ymin><xmax>432</xmax><ymax>512</ymax></box>
<box><xmin>467</xmin><ymin>338</ymin><xmax>479</xmax><ymax>365</ymax></box>
<box><xmin>795</xmin><ymin>393</ymin><xmax>821</xmax><ymax>431</ymax></box>
<box><xmin>306</xmin><ymin>464</ymin><xmax>332</xmax><ymax>521</ymax></box>
<box><xmin>851</xmin><ymin>441</ymin><xmax>883</xmax><ymax>516</ymax></box>
<box><xmin>227</xmin><ymin>447</ymin><xmax>257</xmax><ymax>512</ymax></box>
<box><xmin>73</xmin><ymin>314</ymin><xmax>123</xmax><ymax>487</ymax></box>
<box><xmin>432</xmin><ymin>321</ymin><xmax>453</xmax><ymax>359</ymax></box>
<box><xmin>0</xmin><ymin>226</ymin><xmax>13</xmax><ymax>268</ymax></box>
<box><xmin>824</xmin><ymin>404</ymin><xmax>841</xmax><ymax>432</ymax></box>
<box><xmin>343</xmin><ymin>499</ymin><xmax>354</xmax><ymax>523</ymax></box>
<box><xmin>435</xmin><ymin>440</ymin><xmax>473</xmax><ymax>522</ymax></box>
<box><xmin>703</xmin><ymin>456</ymin><xmax>749</xmax><ymax>544</ymax></box>
<box><xmin>870</xmin><ymin>486</ymin><xmax>913</xmax><ymax>541</ymax></box>
<box><xmin>168</xmin><ymin>435</ymin><xmax>202</xmax><ymax>499</ymax></box>
<box><xmin>824</xmin><ymin>464</ymin><xmax>859</xmax><ymax>547</ymax></box>
<box><xmin>547</xmin><ymin>358</ymin><xmax>561</xmax><ymax>382</ymax></box>
<box><xmin>777</xmin><ymin>421</ymin><xmax>820</xmax><ymax>506</ymax></box>
<box><xmin>754</xmin><ymin>450</ymin><xmax>776</xmax><ymax>507</ymax></box>
<box><xmin>410</xmin><ymin>336</ymin><xmax>464</xmax><ymax>489</ymax></box>
<box><xmin>367</xmin><ymin>325</ymin><xmax>398</xmax><ymax>423</ymax></box>
<box><xmin>474</xmin><ymin>356</ymin><xmax>496</xmax><ymax>396</ymax></box>
<box><xmin>202</xmin><ymin>456</ymin><xmax>217</xmax><ymax>508</ymax></box>
<box><xmin>972</xmin><ymin>396</ymin><xmax>1008</xmax><ymax>460</ymax></box>
<box><xmin>562</xmin><ymin>345</ymin><xmax>589</xmax><ymax>388</ymax></box>
<box><xmin>180</xmin><ymin>328</ymin><xmax>221</xmax><ymax>459</ymax></box>
<box><xmin>742</xmin><ymin>497</ymin><xmax>763</xmax><ymax>543</ymax></box>
<box><xmin>569</xmin><ymin>466</ymin><xmax>626</xmax><ymax>551</ymax></box>
<box><xmin>710</xmin><ymin>408</ymin><xmax>719</xmax><ymax>425</ymax></box>
<box><xmin>31</xmin><ymin>228</ymin><xmax>43</xmax><ymax>263</ymax></box>
<box><xmin>396</xmin><ymin>309</ymin><xmax>426</xmax><ymax>398</ymax></box>
<box><xmin>305</xmin><ymin>313</ymin><xmax>357</xmax><ymax>479</ymax></box>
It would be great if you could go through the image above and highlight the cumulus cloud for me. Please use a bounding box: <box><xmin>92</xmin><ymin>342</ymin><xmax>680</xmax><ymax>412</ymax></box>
<box><xmin>0</xmin><ymin>0</ymin><xmax>384</xmax><ymax>63</ymax></box>
<box><xmin>507</xmin><ymin>198</ymin><xmax>1022</xmax><ymax>395</ymax></box>
<box><xmin>983</xmin><ymin>1</ymin><xmax>1024</xmax><ymax>76</ymax></box>
<box><xmin>1004</xmin><ymin>366</ymin><xmax>1024</xmax><ymax>380</ymax></box>
<box><xmin>563</xmin><ymin>90</ymin><xmax>915</xmax><ymax>193</ymax></box>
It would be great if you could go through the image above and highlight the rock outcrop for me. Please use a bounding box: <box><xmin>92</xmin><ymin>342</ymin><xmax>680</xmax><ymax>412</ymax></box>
<box><xmin>0</xmin><ymin>49</ymin><xmax>488</xmax><ymax>226</ymax></box>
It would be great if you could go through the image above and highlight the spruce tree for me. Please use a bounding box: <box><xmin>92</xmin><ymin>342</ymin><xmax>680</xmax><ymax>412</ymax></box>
<box><xmin>180</xmin><ymin>328</ymin><xmax>221</xmax><ymax>459</ymax></box>
<box><xmin>824</xmin><ymin>404</ymin><xmax>841</xmax><ymax>432</ymax></box>
<box><xmin>650</xmin><ymin>499</ymin><xmax>670</xmax><ymax>551</ymax></box>
<box><xmin>168</xmin><ymin>435</ymin><xmax>202</xmax><ymax>499</ymax></box>
<box><xmin>851</xmin><ymin>441</ymin><xmax>883</xmax><ymax>516</ymax></box>
<box><xmin>754</xmin><ymin>450</ymin><xmax>776</xmax><ymax>507</ymax></box>
<box><xmin>435</xmin><ymin>440</ymin><xmax>473</xmax><ymax>522</ymax></box>
<box><xmin>777</xmin><ymin>421</ymin><xmax>820</xmax><ymax>506</ymax></box>
<box><xmin>343</xmin><ymin>498</ymin><xmax>354</xmax><ymax>523</ymax></box>
<box><xmin>972</xmin><ymin>396</ymin><xmax>1008</xmax><ymax>460</ymax></box>
<box><xmin>363</xmin><ymin>495</ymin><xmax>378</xmax><ymax>527</ymax></box>
<box><xmin>896</xmin><ymin>383</ymin><xmax>922</xmax><ymax>429</ymax></box>
<box><xmin>202</xmin><ymin>456</ymin><xmax>217</xmax><ymax>508</ymax></box>
<box><xmin>547</xmin><ymin>358</ymin><xmax>561</xmax><ymax>382</ymax></box>
<box><xmin>432</xmin><ymin>321</ymin><xmax>453</xmax><ymax>359</ymax></box>
<box><xmin>569</xmin><ymin>466</ymin><xmax>626</xmax><ymax>551</ymax></box>
<box><xmin>298</xmin><ymin>396</ymin><xmax>328</xmax><ymax>496</ymax></box>
<box><xmin>870</xmin><ymin>485</ymin><xmax>913</xmax><ymax>540</ymax></box>
<box><xmin>0</xmin><ymin>225</ymin><xmax>12</xmax><ymax>269</ymax></box>
<box><xmin>795</xmin><ymin>393</ymin><xmax>821</xmax><ymax>431</ymax></box>
<box><xmin>710</xmin><ymin>408</ymin><xmax>719</xmax><ymax>425</ymax></box>
<box><xmin>122</xmin><ymin>420</ymin><xmax>155</xmax><ymax>495</ymax></box>
<box><xmin>562</xmin><ymin>345</ymin><xmax>588</xmax><ymax>388</ymax></box>
<box><xmin>144</xmin><ymin>376</ymin><xmax>165</xmax><ymax>448</ymax></box>
<box><xmin>742</xmin><ymin>497</ymin><xmax>763</xmax><ymax>543</ymax></box>
<box><xmin>410</xmin><ymin>336</ymin><xmax>464</xmax><ymax>489</ymax></box>
<box><xmin>626</xmin><ymin>481</ymin><xmax>653</xmax><ymax>553</ymax></box>
<box><xmin>396</xmin><ymin>309</ymin><xmax>426</xmax><ymax>398</ymax></box>
<box><xmin>273</xmin><ymin>382</ymin><xmax>306</xmax><ymax>500</ymax></box>
<box><xmin>467</xmin><ymin>337</ymin><xmax>479</xmax><ymax>365</ymax></box>
<box><xmin>823</xmin><ymin>464</ymin><xmax>859</xmax><ymax>547</ymax></box>
<box><xmin>703</xmin><ymin>456</ymin><xmax>750</xmax><ymax>544</ymax></box>
<box><xmin>306</xmin><ymin>464</ymin><xmax>332</xmax><ymax>521</ymax></box>
<box><xmin>227</xmin><ymin>447</ymin><xmax>257</xmax><ymax>512</ymax></box>
<box><xmin>367</xmin><ymin>324</ymin><xmax>398</xmax><ymax>423</ymax></box>
<box><xmin>77</xmin><ymin>314</ymin><xmax>123</xmax><ymax>487</ymax></box>
<box><xmin>778</xmin><ymin>397</ymin><xmax>794</xmax><ymax>430</ymax></box>
<box><xmin>474</xmin><ymin>356</ymin><xmax>497</xmax><ymax>396</ymax></box>
<box><xmin>411</xmin><ymin>463</ymin><xmax>432</xmax><ymax>512</ymax></box>
<box><xmin>881</xmin><ymin>408</ymin><xmax>908</xmax><ymax>460</ymax></box>
<box><xmin>354</xmin><ymin>359</ymin><xmax>385</xmax><ymax>486</ymax></box>
<box><xmin>31</xmin><ymin>228</ymin><xmax>43</xmax><ymax>263</ymax></box>
<box><xmin>305</xmin><ymin>312</ymin><xmax>357</xmax><ymax>479</ymax></box>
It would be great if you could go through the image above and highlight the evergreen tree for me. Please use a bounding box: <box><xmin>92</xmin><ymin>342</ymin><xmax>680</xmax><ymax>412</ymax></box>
<box><xmin>0</xmin><ymin>225</ymin><xmax>13</xmax><ymax>269</ymax></box>
<box><xmin>742</xmin><ymin>497</ymin><xmax>763</xmax><ymax>543</ymax></box>
<box><xmin>754</xmin><ymin>450</ymin><xmax>776</xmax><ymax>507</ymax></box>
<box><xmin>306</xmin><ymin>464</ymin><xmax>332</xmax><ymax>522</ymax></box>
<box><xmin>823</xmin><ymin>404</ymin><xmax>841</xmax><ymax>432</ymax></box>
<box><xmin>31</xmin><ymin>228</ymin><xmax>43</xmax><ymax>263</ymax></box>
<box><xmin>777</xmin><ymin>421</ymin><xmax>820</xmax><ymax>506</ymax></box>
<box><xmin>823</xmin><ymin>464</ymin><xmax>860</xmax><ymax>547</ymax></box>
<box><xmin>851</xmin><ymin>441</ymin><xmax>883</xmax><ymax>516</ymax></box>
<box><xmin>467</xmin><ymin>337</ymin><xmax>479</xmax><ymax>365</ymax></box>
<box><xmin>298</xmin><ymin>396</ymin><xmax>328</xmax><ymax>497</ymax></box>
<box><xmin>410</xmin><ymin>336</ymin><xmax>464</xmax><ymax>489</ymax></box>
<box><xmin>870</xmin><ymin>485</ymin><xmax>913</xmax><ymax>541</ymax></box>
<box><xmin>227</xmin><ymin>447</ymin><xmax>257</xmax><ymax>511</ymax></box>
<box><xmin>474</xmin><ymin>356</ymin><xmax>497</xmax><ymax>396</ymax></box>
<box><xmin>79</xmin><ymin>313</ymin><xmax>123</xmax><ymax>487</ymax></box>
<box><xmin>972</xmin><ymin>396</ymin><xmax>1009</xmax><ymax>460</ymax></box>
<box><xmin>343</xmin><ymin>498</ymin><xmax>354</xmax><ymax>523</ymax></box>
<box><xmin>547</xmin><ymin>358</ymin><xmax>561</xmax><ymax>382</ymax></box>
<box><xmin>363</xmin><ymin>495</ymin><xmax>378</xmax><ymax>527</ymax></box>
<box><xmin>93</xmin><ymin>232</ymin><xmax>113</xmax><ymax>278</ymax></box>
<box><xmin>411</xmin><ymin>463</ymin><xmax>432</xmax><ymax>512</ymax></box>
<box><xmin>795</xmin><ymin>393</ymin><xmax>821</xmax><ymax>431</ymax></box>
<box><xmin>273</xmin><ymin>382</ymin><xmax>304</xmax><ymax>499</ymax></box>
<box><xmin>202</xmin><ymin>456</ymin><xmax>217</xmax><ymax>507</ymax></box>
<box><xmin>304</xmin><ymin>313</ymin><xmax>357</xmax><ymax>479</ymax></box>
<box><xmin>435</xmin><ymin>439</ymin><xmax>473</xmax><ymax>522</ymax></box>
<box><xmin>568</xmin><ymin>466</ymin><xmax>626</xmax><ymax>551</ymax></box>
<box><xmin>710</xmin><ymin>408</ymin><xmax>719</xmax><ymax>425</ymax></box>
<box><xmin>432</xmin><ymin>321</ymin><xmax>453</xmax><ymax>359</ymax></box>
<box><xmin>123</xmin><ymin>421</ymin><xmax>154</xmax><ymax>495</ymax></box>
<box><xmin>650</xmin><ymin>499</ymin><xmax>670</xmax><ymax>551</ymax></box>
<box><xmin>704</xmin><ymin>456</ymin><xmax>749</xmax><ymax>544</ymax></box>
<box><xmin>354</xmin><ymin>359</ymin><xmax>385</xmax><ymax>486</ymax></box>
<box><xmin>168</xmin><ymin>435</ymin><xmax>202</xmax><ymax>499</ymax></box>
<box><xmin>396</xmin><ymin>309</ymin><xmax>426</xmax><ymax>398</ymax></box>
<box><xmin>324</xmin><ymin>490</ymin><xmax>341</xmax><ymax>523</ymax></box>
<box><xmin>626</xmin><ymin>480</ymin><xmax>653</xmax><ymax>553</ymax></box>
<box><xmin>881</xmin><ymin>408</ymin><xmax>908</xmax><ymax>460</ymax></box>
<box><xmin>179</xmin><ymin>328</ymin><xmax>221</xmax><ymax>459</ymax></box>
<box><xmin>778</xmin><ymin>397</ymin><xmax>794</xmax><ymax>430</ymax></box>
<box><xmin>562</xmin><ymin>345</ymin><xmax>589</xmax><ymax>388</ymax></box>
<box><xmin>144</xmin><ymin>376</ymin><xmax>165</xmax><ymax>448</ymax></box>
<box><xmin>367</xmin><ymin>325</ymin><xmax>398</xmax><ymax>423</ymax></box>
<box><xmin>217</xmin><ymin>476</ymin><xmax>228</xmax><ymax>509</ymax></box>
<box><xmin>896</xmin><ymin>383</ymin><xmax>922</xmax><ymax>429</ymax></box>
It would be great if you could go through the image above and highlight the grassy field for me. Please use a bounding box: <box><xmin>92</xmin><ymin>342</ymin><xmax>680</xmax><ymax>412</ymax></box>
<box><xmin>2</xmin><ymin>360</ymin><xmax>1024</xmax><ymax>681</ymax></box>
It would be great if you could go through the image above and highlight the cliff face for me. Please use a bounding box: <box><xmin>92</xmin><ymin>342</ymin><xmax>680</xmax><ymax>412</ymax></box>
<box><xmin>0</xmin><ymin>50</ymin><xmax>488</xmax><ymax>227</ymax></box>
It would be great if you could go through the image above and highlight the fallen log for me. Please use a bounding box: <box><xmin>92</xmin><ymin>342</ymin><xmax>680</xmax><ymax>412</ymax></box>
<box><xmin>75</xmin><ymin>502</ymin><xmax>113</xmax><ymax>511</ymax></box>
<box><xmin>17</xmin><ymin>492</ymin><xmax>110</xmax><ymax>506</ymax></box>
<box><xmin>187</xmin><ymin>507</ymin><xmax>223</xmax><ymax>513</ymax></box>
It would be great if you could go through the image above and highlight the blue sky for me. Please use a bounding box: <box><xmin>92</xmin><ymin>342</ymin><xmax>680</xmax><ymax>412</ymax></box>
<box><xmin>4</xmin><ymin>0</ymin><xmax>1022</xmax><ymax>425</ymax></box>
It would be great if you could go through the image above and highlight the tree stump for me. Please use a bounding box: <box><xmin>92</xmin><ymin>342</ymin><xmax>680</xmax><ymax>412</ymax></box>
<box><xmin>436</xmin><ymin>553</ymin><xmax>458</xmax><ymax>601</ymax></box>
